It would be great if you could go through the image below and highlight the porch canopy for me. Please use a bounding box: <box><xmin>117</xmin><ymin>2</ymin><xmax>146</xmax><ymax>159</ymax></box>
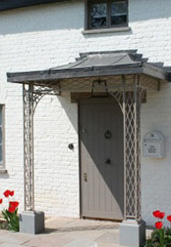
<box><xmin>7</xmin><ymin>50</ymin><xmax>171</xmax><ymax>86</ymax></box>
<box><xmin>7</xmin><ymin>50</ymin><xmax>171</xmax><ymax>221</ymax></box>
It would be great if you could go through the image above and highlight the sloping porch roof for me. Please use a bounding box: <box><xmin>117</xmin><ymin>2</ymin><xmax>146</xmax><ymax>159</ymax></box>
<box><xmin>7</xmin><ymin>50</ymin><xmax>171</xmax><ymax>84</ymax></box>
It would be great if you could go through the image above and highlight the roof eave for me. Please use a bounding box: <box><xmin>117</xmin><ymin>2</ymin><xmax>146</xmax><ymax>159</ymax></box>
<box><xmin>143</xmin><ymin>63</ymin><xmax>170</xmax><ymax>81</ymax></box>
<box><xmin>7</xmin><ymin>63</ymin><xmax>171</xmax><ymax>84</ymax></box>
<box><xmin>7</xmin><ymin>66</ymin><xmax>143</xmax><ymax>83</ymax></box>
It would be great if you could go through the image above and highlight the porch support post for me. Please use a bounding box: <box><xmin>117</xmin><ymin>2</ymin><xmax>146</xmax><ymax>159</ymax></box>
<box><xmin>120</xmin><ymin>75</ymin><xmax>146</xmax><ymax>247</ymax></box>
<box><xmin>20</xmin><ymin>83</ymin><xmax>44</xmax><ymax>234</ymax></box>
<box><xmin>23</xmin><ymin>82</ymin><xmax>34</xmax><ymax>211</ymax></box>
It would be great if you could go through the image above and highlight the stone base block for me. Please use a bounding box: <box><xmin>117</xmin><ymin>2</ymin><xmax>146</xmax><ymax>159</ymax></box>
<box><xmin>19</xmin><ymin>211</ymin><xmax>45</xmax><ymax>234</ymax></box>
<box><xmin>120</xmin><ymin>219</ymin><xmax>146</xmax><ymax>247</ymax></box>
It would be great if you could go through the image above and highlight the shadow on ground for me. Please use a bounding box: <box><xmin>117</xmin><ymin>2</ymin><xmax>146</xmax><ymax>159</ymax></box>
<box><xmin>45</xmin><ymin>224</ymin><xmax>119</xmax><ymax>234</ymax></box>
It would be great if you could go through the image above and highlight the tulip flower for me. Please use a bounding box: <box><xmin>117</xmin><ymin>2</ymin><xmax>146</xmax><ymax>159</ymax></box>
<box><xmin>153</xmin><ymin>210</ymin><xmax>161</xmax><ymax>218</ymax></box>
<box><xmin>3</xmin><ymin>190</ymin><xmax>11</xmax><ymax>198</ymax></box>
<box><xmin>8</xmin><ymin>206</ymin><xmax>16</xmax><ymax>213</ymax></box>
<box><xmin>159</xmin><ymin>212</ymin><xmax>165</xmax><ymax>219</ymax></box>
<box><xmin>9</xmin><ymin>191</ymin><xmax>14</xmax><ymax>197</ymax></box>
<box><xmin>9</xmin><ymin>201</ymin><xmax>19</xmax><ymax>208</ymax></box>
<box><xmin>167</xmin><ymin>215</ymin><xmax>171</xmax><ymax>222</ymax></box>
<box><xmin>155</xmin><ymin>221</ymin><xmax>163</xmax><ymax>229</ymax></box>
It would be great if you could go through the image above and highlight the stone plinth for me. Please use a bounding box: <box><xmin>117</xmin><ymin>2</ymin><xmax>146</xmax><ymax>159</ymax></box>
<box><xmin>19</xmin><ymin>211</ymin><xmax>45</xmax><ymax>234</ymax></box>
<box><xmin>120</xmin><ymin>219</ymin><xmax>146</xmax><ymax>247</ymax></box>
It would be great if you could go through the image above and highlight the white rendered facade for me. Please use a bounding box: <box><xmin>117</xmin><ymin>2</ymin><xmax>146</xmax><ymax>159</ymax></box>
<box><xmin>0</xmin><ymin>0</ymin><xmax>171</xmax><ymax>226</ymax></box>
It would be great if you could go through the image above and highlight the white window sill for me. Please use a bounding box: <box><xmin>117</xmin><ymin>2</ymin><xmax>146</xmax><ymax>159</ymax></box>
<box><xmin>0</xmin><ymin>169</ymin><xmax>7</xmax><ymax>174</ymax></box>
<box><xmin>82</xmin><ymin>27</ymin><xmax>131</xmax><ymax>35</ymax></box>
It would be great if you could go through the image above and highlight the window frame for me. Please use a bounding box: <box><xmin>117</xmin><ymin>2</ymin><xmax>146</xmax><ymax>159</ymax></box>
<box><xmin>0</xmin><ymin>105</ymin><xmax>5</xmax><ymax>172</ymax></box>
<box><xmin>86</xmin><ymin>0</ymin><xmax>129</xmax><ymax>31</ymax></box>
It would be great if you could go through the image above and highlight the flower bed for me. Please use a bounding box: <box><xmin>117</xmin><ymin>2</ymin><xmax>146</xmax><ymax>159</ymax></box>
<box><xmin>0</xmin><ymin>190</ymin><xmax>19</xmax><ymax>232</ymax></box>
<box><xmin>145</xmin><ymin>210</ymin><xmax>171</xmax><ymax>247</ymax></box>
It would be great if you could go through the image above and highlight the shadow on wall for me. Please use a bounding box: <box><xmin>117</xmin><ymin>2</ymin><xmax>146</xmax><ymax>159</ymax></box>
<box><xmin>0</xmin><ymin>1</ymin><xmax>84</xmax><ymax>35</ymax></box>
<box><xmin>0</xmin><ymin>0</ymin><xmax>171</xmax><ymax>35</ymax></box>
<box><xmin>129</xmin><ymin>0</ymin><xmax>171</xmax><ymax>22</ymax></box>
<box><xmin>0</xmin><ymin>173</ymin><xmax>10</xmax><ymax>179</ymax></box>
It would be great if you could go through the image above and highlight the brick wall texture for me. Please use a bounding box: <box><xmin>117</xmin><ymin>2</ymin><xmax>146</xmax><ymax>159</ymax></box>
<box><xmin>0</xmin><ymin>0</ymin><xmax>171</xmax><ymax>226</ymax></box>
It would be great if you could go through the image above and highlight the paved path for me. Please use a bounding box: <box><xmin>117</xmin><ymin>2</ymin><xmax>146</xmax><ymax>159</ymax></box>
<box><xmin>0</xmin><ymin>217</ymin><xmax>123</xmax><ymax>247</ymax></box>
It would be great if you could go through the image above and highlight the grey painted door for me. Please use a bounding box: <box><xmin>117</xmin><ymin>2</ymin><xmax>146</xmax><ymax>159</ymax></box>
<box><xmin>80</xmin><ymin>98</ymin><xmax>124</xmax><ymax>220</ymax></box>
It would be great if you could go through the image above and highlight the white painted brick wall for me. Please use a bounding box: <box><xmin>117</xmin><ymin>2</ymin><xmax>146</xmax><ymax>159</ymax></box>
<box><xmin>0</xmin><ymin>0</ymin><xmax>171</xmax><ymax>225</ymax></box>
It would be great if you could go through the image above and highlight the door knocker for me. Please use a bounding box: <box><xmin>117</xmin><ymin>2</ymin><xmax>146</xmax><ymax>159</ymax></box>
<box><xmin>104</xmin><ymin>130</ymin><xmax>112</xmax><ymax>139</ymax></box>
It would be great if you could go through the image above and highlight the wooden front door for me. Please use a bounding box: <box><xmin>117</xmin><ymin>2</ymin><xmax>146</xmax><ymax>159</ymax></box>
<box><xmin>80</xmin><ymin>98</ymin><xmax>124</xmax><ymax>220</ymax></box>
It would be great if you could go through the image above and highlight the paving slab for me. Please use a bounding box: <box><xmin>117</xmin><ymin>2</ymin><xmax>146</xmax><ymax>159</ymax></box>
<box><xmin>0</xmin><ymin>217</ymin><xmax>135</xmax><ymax>247</ymax></box>
<box><xmin>45</xmin><ymin>217</ymin><xmax>74</xmax><ymax>231</ymax></box>
<box><xmin>65</xmin><ymin>218</ymin><xmax>118</xmax><ymax>229</ymax></box>
<box><xmin>95</xmin><ymin>231</ymin><xmax>119</xmax><ymax>244</ymax></box>
<box><xmin>63</xmin><ymin>238</ymin><xmax>95</xmax><ymax>247</ymax></box>
<box><xmin>94</xmin><ymin>243</ymin><xmax>126</xmax><ymax>247</ymax></box>
<box><xmin>66</xmin><ymin>229</ymin><xmax>106</xmax><ymax>236</ymax></box>
<box><xmin>45</xmin><ymin>217</ymin><xmax>119</xmax><ymax>234</ymax></box>
<box><xmin>0</xmin><ymin>232</ymin><xmax>35</xmax><ymax>245</ymax></box>
<box><xmin>0</xmin><ymin>230</ymin><xmax>9</xmax><ymax>236</ymax></box>
<box><xmin>59</xmin><ymin>230</ymin><xmax>105</xmax><ymax>244</ymax></box>
<box><xmin>0</xmin><ymin>244</ymin><xmax>24</xmax><ymax>247</ymax></box>
<box><xmin>24</xmin><ymin>235</ymin><xmax>73</xmax><ymax>247</ymax></box>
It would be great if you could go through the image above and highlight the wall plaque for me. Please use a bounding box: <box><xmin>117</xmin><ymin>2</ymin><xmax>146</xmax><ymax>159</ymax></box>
<box><xmin>143</xmin><ymin>131</ymin><xmax>165</xmax><ymax>158</ymax></box>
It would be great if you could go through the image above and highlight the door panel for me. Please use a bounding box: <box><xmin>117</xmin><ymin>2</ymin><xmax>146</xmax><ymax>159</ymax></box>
<box><xmin>80</xmin><ymin>98</ymin><xmax>124</xmax><ymax>220</ymax></box>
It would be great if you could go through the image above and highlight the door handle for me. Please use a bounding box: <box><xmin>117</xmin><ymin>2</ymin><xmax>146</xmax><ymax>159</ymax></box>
<box><xmin>105</xmin><ymin>159</ymin><xmax>111</xmax><ymax>165</ymax></box>
<box><xmin>83</xmin><ymin>173</ymin><xmax>87</xmax><ymax>182</ymax></box>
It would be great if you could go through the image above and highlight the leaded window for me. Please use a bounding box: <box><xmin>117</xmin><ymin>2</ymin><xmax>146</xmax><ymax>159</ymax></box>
<box><xmin>0</xmin><ymin>105</ymin><xmax>5</xmax><ymax>169</ymax></box>
<box><xmin>87</xmin><ymin>0</ymin><xmax>128</xmax><ymax>30</ymax></box>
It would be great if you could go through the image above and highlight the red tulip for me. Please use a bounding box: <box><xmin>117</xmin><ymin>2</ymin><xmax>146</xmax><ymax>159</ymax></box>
<box><xmin>3</xmin><ymin>190</ymin><xmax>11</xmax><ymax>198</ymax></box>
<box><xmin>0</xmin><ymin>198</ymin><xmax>3</xmax><ymax>204</ymax></box>
<box><xmin>167</xmin><ymin>215</ymin><xmax>171</xmax><ymax>222</ymax></box>
<box><xmin>9</xmin><ymin>201</ymin><xmax>19</xmax><ymax>208</ymax></box>
<box><xmin>159</xmin><ymin>212</ymin><xmax>165</xmax><ymax>219</ymax></box>
<box><xmin>155</xmin><ymin>221</ymin><xmax>163</xmax><ymax>229</ymax></box>
<box><xmin>9</xmin><ymin>191</ymin><xmax>14</xmax><ymax>197</ymax></box>
<box><xmin>8</xmin><ymin>206</ymin><xmax>16</xmax><ymax>213</ymax></box>
<box><xmin>153</xmin><ymin>210</ymin><xmax>161</xmax><ymax>218</ymax></box>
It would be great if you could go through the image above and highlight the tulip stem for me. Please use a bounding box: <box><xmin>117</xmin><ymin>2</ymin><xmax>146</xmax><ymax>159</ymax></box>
<box><xmin>159</xmin><ymin>229</ymin><xmax>164</xmax><ymax>247</ymax></box>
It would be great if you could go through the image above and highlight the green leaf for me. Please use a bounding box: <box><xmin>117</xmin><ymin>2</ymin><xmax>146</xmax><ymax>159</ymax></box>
<box><xmin>1</xmin><ymin>208</ymin><xmax>19</xmax><ymax>232</ymax></box>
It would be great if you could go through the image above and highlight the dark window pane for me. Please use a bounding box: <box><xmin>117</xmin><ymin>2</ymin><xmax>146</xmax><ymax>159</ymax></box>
<box><xmin>90</xmin><ymin>3</ymin><xmax>107</xmax><ymax>28</ymax></box>
<box><xmin>111</xmin><ymin>1</ymin><xmax>127</xmax><ymax>26</ymax></box>
<box><xmin>111</xmin><ymin>1</ymin><xmax>127</xmax><ymax>16</ymax></box>
<box><xmin>111</xmin><ymin>15</ymin><xmax>127</xmax><ymax>25</ymax></box>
